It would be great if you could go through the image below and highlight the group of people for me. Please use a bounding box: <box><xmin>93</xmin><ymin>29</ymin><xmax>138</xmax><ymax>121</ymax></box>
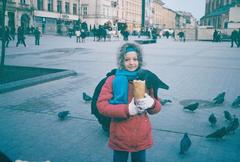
<box><xmin>0</xmin><ymin>25</ymin><xmax>41</xmax><ymax>47</ymax></box>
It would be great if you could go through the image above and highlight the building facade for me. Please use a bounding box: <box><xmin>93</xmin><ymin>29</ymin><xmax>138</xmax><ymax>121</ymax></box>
<box><xmin>1</xmin><ymin>0</ymin><xmax>196</xmax><ymax>34</ymax></box>
<box><xmin>32</xmin><ymin>0</ymin><xmax>81</xmax><ymax>34</ymax></box>
<box><xmin>0</xmin><ymin>0</ymin><xmax>34</xmax><ymax>32</ymax></box>
<box><xmin>175</xmin><ymin>11</ymin><xmax>197</xmax><ymax>29</ymax></box>
<box><xmin>200</xmin><ymin>0</ymin><xmax>240</xmax><ymax>28</ymax></box>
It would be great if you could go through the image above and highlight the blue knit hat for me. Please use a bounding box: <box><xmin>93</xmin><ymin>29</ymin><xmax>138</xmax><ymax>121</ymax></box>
<box><xmin>126</xmin><ymin>46</ymin><xmax>137</xmax><ymax>54</ymax></box>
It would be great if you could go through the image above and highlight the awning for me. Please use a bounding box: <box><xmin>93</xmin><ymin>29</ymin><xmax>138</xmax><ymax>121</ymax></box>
<box><xmin>202</xmin><ymin>3</ymin><xmax>236</xmax><ymax>18</ymax></box>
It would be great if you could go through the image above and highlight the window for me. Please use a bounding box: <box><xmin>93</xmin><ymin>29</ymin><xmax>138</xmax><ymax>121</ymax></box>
<box><xmin>82</xmin><ymin>6</ymin><xmax>88</xmax><ymax>16</ymax></box>
<box><xmin>73</xmin><ymin>4</ymin><xmax>77</xmax><ymax>15</ymax></box>
<box><xmin>37</xmin><ymin>0</ymin><xmax>43</xmax><ymax>10</ymax></box>
<box><xmin>48</xmin><ymin>0</ymin><xmax>53</xmax><ymax>11</ymax></box>
<box><xmin>65</xmin><ymin>2</ymin><xmax>70</xmax><ymax>14</ymax></box>
<box><xmin>20</xmin><ymin>0</ymin><xmax>26</xmax><ymax>4</ymax></box>
<box><xmin>57</xmin><ymin>0</ymin><xmax>62</xmax><ymax>13</ymax></box>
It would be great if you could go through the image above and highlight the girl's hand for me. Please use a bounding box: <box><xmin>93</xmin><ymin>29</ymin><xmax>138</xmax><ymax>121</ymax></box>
<box><xmin>128</xmin><ymin>98</ymin><xmax>139</xmax><ymax>116</ymax></box>
<box><xmin>135</xmin><ymin>93</ymin><xmax>155</xmax><ymax>111</ymax></box>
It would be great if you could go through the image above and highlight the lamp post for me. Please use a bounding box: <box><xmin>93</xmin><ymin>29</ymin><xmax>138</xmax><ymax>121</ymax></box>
<box><xmin>1</xmin><ymin>0</ymin><xmax>7</xmax><ymax>66</ymax></box>
<box><xmin>141</xmin><ymin>0</ymin><xmax>145</xmax><ymax>28</ymax></box>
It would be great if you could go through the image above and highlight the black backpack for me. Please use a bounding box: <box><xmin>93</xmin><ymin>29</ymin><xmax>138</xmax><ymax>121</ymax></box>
<box><xmin>91</xmin><ymin>69</ymin><xmax>169</xmax><ymax>132</ymax></box>
<box><xmin>91</xmin><ymin>69</ymin><xmax>116</xmax><ymax>132</ymax></box>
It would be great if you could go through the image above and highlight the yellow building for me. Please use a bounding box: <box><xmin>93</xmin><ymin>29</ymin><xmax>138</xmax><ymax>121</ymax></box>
<box><xmin>119</xmin><ymin>0</ymin><xmax>142</xmax><ymax>32</ymax></box>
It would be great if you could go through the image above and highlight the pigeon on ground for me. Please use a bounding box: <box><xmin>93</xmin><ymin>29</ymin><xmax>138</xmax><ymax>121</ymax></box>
<box><xmin>206</xmin><ymin>127</ymin><xmax>227</xmax><ymax>139</ymax></box>
<box><xmin>160</xmin><ymin>99</ymin><xmax>172</xmax><ymax>105</ymax></box>
<box><xmin>231</xmin><ymin>96</ymin><xmax>240</xmax><ymax>108</ymax></box>
<box><xmin>58</xmin><ymin>111</ymin><xmax>70</xmax><ymax>120</ymax></box>
<box><xmin>224</xmin><ymin>111</ymin><xmax>233</xmax><ymax>121</ymax></box>
<box><xmin>179</xmin><ymin>133</ymin><xmax>192</xmax><ymax>154</ymax></box>
<box><xmin>226</xmin><ymin>116</ymin><xmax>239</xmax><ymax>134</ymax></box>
<box><xmin>212</xmin><ymin>92</ymin><xmax>225</xmax><ymax>105</ymax></box>
<box><xmin>208</xmin><ymin>113</ymin><xmax>217</xmax><ymax>126</ymax></box>
<box><xmin>83</xmin><ymin>92</ymin><xmax>92</xmax><ymax>102</ymax></box>
<box><xmin>183</xmin><ymin>102</ymin><xmax>199</xmax><ymax>112</ymax></box>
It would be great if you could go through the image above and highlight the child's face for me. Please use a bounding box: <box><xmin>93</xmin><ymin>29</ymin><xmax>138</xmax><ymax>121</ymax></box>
<box><xmin>124</xmin><ymin>51</ymin><xmax>139</xmax><ymax>71</ymax></box>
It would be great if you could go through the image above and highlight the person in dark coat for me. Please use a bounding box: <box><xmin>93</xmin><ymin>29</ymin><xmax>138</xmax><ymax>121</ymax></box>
<box><xmin>213</xmin><ymin>29</ymin><xmax>218</xmax><ymax>42</ymax></box>
<box><xmin>16</xmin><ymin>26</ymin><xmax>26</xmax><ymax>47</ymax></box>
<box><xmin>5</xmin><ymin>26</ymin><xmax>12</xmax><ymax>47</ymax></box>
<box><xmin>34</xmin><ymin>27</ymin><xmax>41</xmax><ymax>45</ymax></box>
<box><xmin>231</xmin><ymin>29</ymin><xmax>239</xmax><ymax>47</ymax></box>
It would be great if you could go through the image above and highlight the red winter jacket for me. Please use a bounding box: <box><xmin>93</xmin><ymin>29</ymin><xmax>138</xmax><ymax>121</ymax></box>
<box><xmin>97</xmin><ymin>75</ymin><xmax>161</xmax><ymax>152</ymax></box>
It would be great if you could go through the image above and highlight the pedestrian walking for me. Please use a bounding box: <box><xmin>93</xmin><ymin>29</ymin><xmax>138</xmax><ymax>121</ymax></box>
<box><xmin>10</xmin><ymin>26</ymin><xmax>15</xmax><ymax>41</ymax></box>
<box><xmin>213</xmin><ymin>29</ymin><xmax>218</xmax><ymax>42</ymax></box>
<box><xmin>178</xmin><ymin>31</ymin><xmax>185</xmax><ymax>42</ymax></box>
<box><xmin>238</xmin><ymin>28</ymin><xmax>240</xmax><ymax>47</ymax></box>
<box><xmin>16</xmin><ymin>26</ymin><xmax>26</xmax><ymax>47</ymax></box>
<box><xmin>80</xmin><ymin>29</ymin><xmax>87</xmax><ymax>42</ymax></box>
<box><xmin>34</xmin><ymin>27</ymin><xmax>41</xmax><ymax>45</ymax></box>
<box><xmin>230</xmin><ymin>29</ymin><xmax>239</xmax><ymax>47</ymax></box>
<box><xmin>75</xmin><ymin>29</ymin><xmax>81</xmax><ymax>43</ymax></box>
<box><xmin>5</xmin><ymin>26</ymin><xmax>12</xmax><ymax>47</ymax></box>
<box><xmin>122</xmin><ymin>29</ymin><xmax>129</xmax><ymax>41</ymax></box>
<box><xmin>97</xmin><ymin>42</ymin><xmax>161</xmax><ymax>162</ymax></box>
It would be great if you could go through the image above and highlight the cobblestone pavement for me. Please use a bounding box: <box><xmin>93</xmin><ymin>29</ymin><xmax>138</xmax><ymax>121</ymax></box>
<box><xmin>0</xmin><ymin>35</ymin><xmax>240</xmax><ymax>162</ymax></box>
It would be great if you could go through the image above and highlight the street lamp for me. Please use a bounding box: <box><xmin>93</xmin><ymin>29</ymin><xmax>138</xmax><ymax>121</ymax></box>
<box><xmin>1</xmin><ymin>0</ymin><xmax>7</xmax><ymax>66</ymax></box>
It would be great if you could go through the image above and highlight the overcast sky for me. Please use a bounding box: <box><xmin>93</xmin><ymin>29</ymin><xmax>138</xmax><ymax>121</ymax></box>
<box><xmin>162</xmin><ymin>0</ymin><xmax>206</xmax><ymax>20</ymax></box>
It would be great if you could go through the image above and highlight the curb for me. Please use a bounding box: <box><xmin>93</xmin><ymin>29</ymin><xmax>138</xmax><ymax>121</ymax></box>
<box><xmin>0</xmin><ymin>70</ymin><xmax>77</xmax><ymax>94</ymax></box>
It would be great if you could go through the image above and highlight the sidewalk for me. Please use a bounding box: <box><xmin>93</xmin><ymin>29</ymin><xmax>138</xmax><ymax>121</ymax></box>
<box><xmin>0</xmin><ymin>35</ymin><xmax>240</xmax><ymax>162</ymax></box>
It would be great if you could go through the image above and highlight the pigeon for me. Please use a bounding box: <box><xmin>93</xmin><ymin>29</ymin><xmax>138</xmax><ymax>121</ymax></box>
<box><xmin>231</xmin><ymin>96</ymin><xmax>240</xmax><ymax>108</ymax></box>
<box><xmin>212</xmin><ymin>92</ymin><xmax>225</xmax><ymax>105</ymax></box>
<box><xmin>160</xmin><ymin>99</ymin><xmax>172</xmax><ymax>105</ymax></box>
<box><xmin>226</xmin><ymin>116</ymin><xmax>239</xmax><ymax>134</ymax></box>
<box><xmin>224</xmin><ymin>111</ymin><xmax>232</xmax><ymax>121</ymax></box>
<box><xmin>0</xmin><ymin>150</ymin><xmax>12</xmax><ymax>162</ymax></box>
<box><xmin>58</xmin><ymin>111</ymin><xmax>70</xmax><ymax>120</ymax></box>
<box><xmin>206</xmin><ymin>127</ymin><xmax>227</xmax><ymax>139</ymax></box>
<box><xmin>183</xmin><ymin>102</ymin><xmax>199</xmax><ymax>112</ymax></box>
<box><xmin>208</xmin><ymin>113</ymin><xmax>217</xmax><ymax>126</ymax></box>
<box><xmin>179</xmin><ymin>133</ymin><xmax>192</xmax><ymax>154</ymax></box>
<box><xmin>83</xmin><ymin>92</ymin><xmax>92</xmax><ymax>102</ymax></box>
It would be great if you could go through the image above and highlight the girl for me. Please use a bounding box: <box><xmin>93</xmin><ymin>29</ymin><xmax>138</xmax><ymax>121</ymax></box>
<box><xmin>97</xmin><ymin>42</ymin><xmax>161</xmax><ymax>162</ymax></box>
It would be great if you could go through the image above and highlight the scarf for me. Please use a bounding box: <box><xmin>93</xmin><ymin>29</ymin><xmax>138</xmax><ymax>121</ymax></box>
<box><xmin>110</xmin><ymin>69</ymin><xmax>139</xmax><ymax>104</ymax></box>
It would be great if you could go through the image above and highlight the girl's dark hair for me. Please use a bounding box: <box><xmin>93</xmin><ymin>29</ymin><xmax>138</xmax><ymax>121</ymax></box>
<box><xmin>117</xmin><ymin>42</ymin><xmax>143</xmax><ymax>69</ymax></box>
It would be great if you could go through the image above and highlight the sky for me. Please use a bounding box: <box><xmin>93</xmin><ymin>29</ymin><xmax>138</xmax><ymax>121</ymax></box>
<box><xmin>162</xmin><ymin>0</ymin><xmax>206</xmax><ymax>20</ymax></box>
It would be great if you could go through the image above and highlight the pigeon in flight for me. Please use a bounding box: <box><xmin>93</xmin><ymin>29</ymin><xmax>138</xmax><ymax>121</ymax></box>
<box><xmin>183</xmin><ymin>102</ymin><xmax>199</xmax><ymax>112</ymax></box>
<box><xmin>160</xmin><ymin>99</ymin><xmax>172</xmax><ymax>105</ymax></box>
<box><xmin>224</xmin><ymin>111</ymin><xmax>232</xmax><ymax>122</ymax></box>
<box><xmin>231</xmin><ymin>96</ymin><xmax>240</xmax><ymax>108</ymax></box>
<box><xmin>208</xmin><ymin>113</ymin><xmax>217</xmax><ymax>126</ymax></box>
<box><xmin>226</xmin><ymin>116</ymin><xmax>239</xmax><ymax>134</ymax></box>
<box><xmin>179</xmin><ymin>133</ymin><xmax>192</xmax><ymax>154</ymax></box>
<box><xmin>58</xmin><ymin>111</ymin><xmax>70</xmax><ymax>120</ymax></box>
<box><xmin>83</xmin><ymin>92</ymin><xmax>92</xmax><ymax>102</ymax></box>
<box><xmin>212</xmin><ymin>92</ymin><xmax>225</xmax><ymax>105</ymax></box>
<box><xmin>206</xmin><ymin>127</ymin><xmax>227</xmax><ymax>139</ymax></box>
